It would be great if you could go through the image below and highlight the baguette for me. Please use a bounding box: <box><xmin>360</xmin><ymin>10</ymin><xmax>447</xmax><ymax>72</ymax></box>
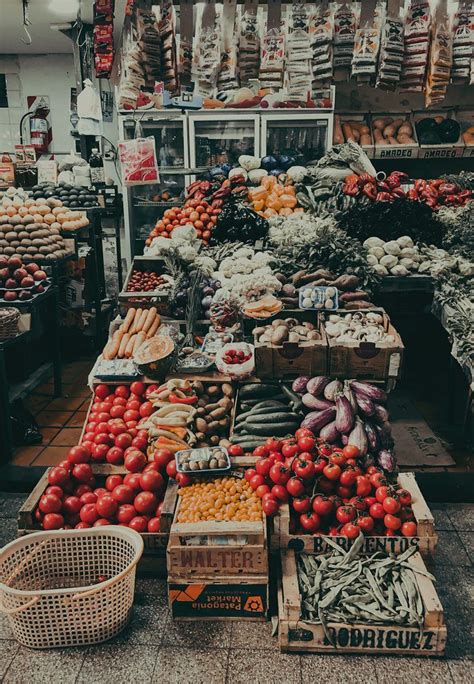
<box><xmin>121</xmin><ymin>307</ymin><xmax>135</xmax><ymax>334</ymax></box>
<box><xmin>118</xmin><ymin>332</ymin><xmax>130</xmax><ymax>358</ymax></box>
<box><xmin>142</xmin><ymin>307</ymin><xmax>157</xmax><ymax>334</ymax></box>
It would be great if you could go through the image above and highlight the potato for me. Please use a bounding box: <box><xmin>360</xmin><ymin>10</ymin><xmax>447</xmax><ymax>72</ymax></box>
<box><xmin>195</xmin><ymin>418</ymin><xmax>208</xmax><ymax>434</ymax></box>
<box><xmin>271</xmin><ymin>325</ymin><xmax>289</xmax><ymax>345</ymax></box>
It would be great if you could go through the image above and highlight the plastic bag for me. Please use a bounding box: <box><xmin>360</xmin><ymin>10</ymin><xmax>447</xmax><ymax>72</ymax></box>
<box><xmin>215</xmin><ymin>342</ymin><xmax>255</xmax><ymax>380</ymax></box>
<box><xmin>118</xmin><ymin>136</ymin><xmax>160</xmax><ymax>185</ymax></box>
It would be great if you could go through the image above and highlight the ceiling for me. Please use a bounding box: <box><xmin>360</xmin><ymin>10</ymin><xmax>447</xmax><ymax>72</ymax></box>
<box><xmin>0</xmin><ymin>0</ymin><xmax>125</xmax><ymax>54</ymax></box>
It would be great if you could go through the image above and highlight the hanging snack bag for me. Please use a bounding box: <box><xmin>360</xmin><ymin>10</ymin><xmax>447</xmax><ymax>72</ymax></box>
<box><xmin>451</xmin><ymin>2</ymin><xmax>474</xmax><ymax>84</ymax></box>
<box><xmin>118</xmin><ymin>136</ymin><xmax>160</xmax><ymax>185</ymax></box>
<box><xmin>425</xmin><ymin>2</ymin><xmax>453</xmax><ymax>107</ymax></box>
<box><xmin>400</xmin><ymin>0</ymin><xmax>431</xmax><ymax>92</ymax></box>
<box><xmin>239</xmin><ymin>1</ymin><xmax>261</xmax><ymax>85</ymax></box>
<box><xmin>310</xmin><ymin>2</ymin><xmax>334</xmax><ymax>88</ymax></box>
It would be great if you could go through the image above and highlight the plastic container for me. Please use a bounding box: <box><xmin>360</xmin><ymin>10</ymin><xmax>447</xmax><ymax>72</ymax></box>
<box><xmin>0</xmin><ymin>527</ymin><xmax>143</xmax><ymax>649</ymax></box>
<box><xmin>215</xmin><ymin>342</ymin><xmax>255</xmax><ymax>380</ymax></box>
<box><xmin>175</xmin><ymin>446</ymin><xmax>230</xmax><ymax>475</ymax></box>
<box><xmin>299</xmin><ymin>285</ymin><xmax>338</xmax><ymax>311</ymax></box>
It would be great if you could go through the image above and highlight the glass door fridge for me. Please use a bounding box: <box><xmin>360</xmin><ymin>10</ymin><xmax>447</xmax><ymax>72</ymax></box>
<box><xmin>119</xmin><ymin>111</ymin><xmax>189</xmax><ymax>262</ymax></box>
<box><xmin>260</xmin><ymin>110</ymin><xmax>334</xmax><ymax>165</ymax></box>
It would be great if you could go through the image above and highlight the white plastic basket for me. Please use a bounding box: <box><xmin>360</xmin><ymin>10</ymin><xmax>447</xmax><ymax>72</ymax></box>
<box><xmin>0</xmin><ymin>527</ymin><xmax>144</xmax><ymax>649</ymax></box>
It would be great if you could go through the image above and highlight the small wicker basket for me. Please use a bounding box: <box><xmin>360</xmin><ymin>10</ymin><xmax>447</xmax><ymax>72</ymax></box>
<box><xmin>0</xmin><ymin>308</ymin><xmax>20</xmax><ymax>340</ymax></box>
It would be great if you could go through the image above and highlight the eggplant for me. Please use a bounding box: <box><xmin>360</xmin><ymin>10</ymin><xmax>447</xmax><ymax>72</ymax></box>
<box><xmin>347</xmin><ymin>418</ymin><xmax>368</xmax><ymax>457</ymax></box>
<box><xmin>292</xmin><ymin>376</ymin><xmax>310</xmax><ymax>394</ymax></box>
<box><xmin>375</xmin><ymin>424</ymin><xmax>394</xmax><ymax>449</ymax></box>
<box><xmin>341</xmin><ymin>434</ymin><xmax>349</xmax><ymax>445</ymax></box>
<box><xmin>319</xmin><ymin>420</ymin><xmax>340</xmax><ymax>444</ymax></box>
<box><xmin>355</xmin><ymin>395</ymin><xmax>375</xmax><ymax>417</ymax></box>
<box><xmin>350</xmin><ymin>380</ymin><xmax>387</xmax><ymax>403</ymax></box>
<box><xmin>376</xmin><ymin>449</ymin><xmax>397</xmax><ymax>473</ymax></box>
<box><xmin>323</xmin><ymin>379</ymin><xmax>343</xmax><ymax>402</ymax></box>
<box><xmin>302</xmin><ymin>394</ymin><xmax>333</xmax><ymax>411</ymax></box>
<box><xmin>343</xmin><ymin>381</ymin><xmax>358</xmax><ymax>413</ymax></box>
<box><xmin>335</xmin><ymin>394</ymin><xmax>354</xmax><ymax>434</ymax></box>
<box><xmin>301</xmin><ymin>407</ymin><xmax>336</xmax><ymax>433</ymax></box>
<box><xmin>306</xmin><ymin>376</ymin><xmax>330</xmax><ymax>397</ymax></box>
<box><xmin>364</xmin><ymin>422</ymin><xmax>379</xmax><ymax>451</ymax></box>
<box><xmin>373</xmin><ymin>403</ymin><xmax>389</xmax><ymax>424</ymax></box>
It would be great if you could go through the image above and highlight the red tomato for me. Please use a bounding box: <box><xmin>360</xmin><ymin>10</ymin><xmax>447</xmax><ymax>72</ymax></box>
<box><xmin>62</xmin><ymin>496</ymin><xmax>82</xmax><ymax>516</ymax></box>
<box><xmin>370</xmin><ymin>472</ymin><xmax>387</xmax><ymax>489</ymax></box>
<box><xmin>299</xmin><ymin>512</ymin><xmax>321</xmax><ymax>532</ymax></box>
<box><xmin>105</xmin><ymin>446</ymin><xmax>124</xmax><ymax>465</ymax></box>
<box><xmin>253</xmin><ymin>445</ymin><xmax>269</xmax><ymax>458</ymax></box>
<box><xmin>147</xmin><ymin>517</ymin><xmax>161</xmax><ymax>532</ymax></box>
<box><xmin>114</xmin><ymin>385</ymin><xmax>130</xmax><ymax>399</ymax></box>
<box><xmin>110</xmin><ymin>405</ymin><xmax>126</xmax><ymax>419</ymax></box>
<box><xmin>81</xmin><ymin>441</ymin><xmax>94</xmax><ymax>454</ymax></box>
<box><xmin>130</xmin><ymin>381</ymin><xmax>146</xmax><ymax>396</ymax></box>
<box><xmin>295</xmin><ymin>428</ymin><xmax>314</xmax><ymax>441</ymax></box>
<box><xmin>105</xmin><ymin>475</ymin><xmax>123</xmax><ymax>492</ymax></box>
<box><xmin>269</xmin><ymin>463</ymin><xmax>291</xmax><ymax>486</ymax></box>
<box><xmin>336</xmin><ymin>506</ymin><xmax>356</xmax><ymax>524</ymax></box>
<box><xmin>271</xmin><ymin>484</ymin><xmax>288</xmax><ymax>502</ymax></box>
<box><xmin>375</xmin><ymin>485</ymin><xmax>390</xmax><ymax>503</ymax></box>
<box><xmin>113</xmin><ymin>397</ymin><xmax>127</xmax><ymax>407</ymax></box>
<box><xmin>123</xmin><ymin>410</ymin><xmax>140</xmax><ymax>423</ymax></box>
<box><xmin>43</xmin><ymin>513</ymin><xmax>64</xmax><ymax>530</ymax></box>
<box><xmin>294</xmin><ymin>459</ymin><xmax>316</xmax><ymax>481</ymax></box>
<box><xmin>124</xmin><ymin>473</ymin><xmax>142</xmax><ymax>491</ymax></box>
<box><xmin>114</xmin><ymin>433</ymin><xmax>133</xmax><ymax>450</ymax></box>
<box><xmin>176</xmin><ymin>473</ymin><xmax>191</xmax><ymax>487</ymax></box>
<box><xmin>93</xmin><ymin>518</ymin><xmax>111</xmax><ymax>527</ymax></box>
<box><xmin>134</xmin><ymin>491</ymin><xmax>158</xmax><ymax>515</ymax></box>
<box><xmin>80</xmin><ymin>503</ymin><xmax>99</xmax><ymax>525</ymax></box>
<box><xmin>364</xmin><ymin>496</ymin><xmax>377</xmax><ymax>507</ymax></box>
<box><xmin>255</xmin><ymin>457</ymin><xmax>272</xmax><ymax>477</ymax></box>
<box><xmin>80</xmin><ymin>492</ymin><xmax>97</xmax><ymax>505</ymax></box>
<box><xmin>94</xmin><ymin>487</ymin><xmax>108</xmax><ymax>498</ymax></box>
<box><xmin>154</xmin><ymin>448</ymin><xmax>174</xmax><ymax>470</ymax></box>
<box><xmin>139</xmin><ymin>402</ymin><xmax>154</xmax><ymax>418</ymax></box>
<box><xmin>369</xmin><ymin>502</ymin><xmax>385</xmax><ymax>519</ymax></box>
<box><xmin>384</xmin><ymin>513</ymin><xmax>402</xmax><ymax>530</ymax></box>
<box><xmin>109</xmin><ymin>420</ymin><xmax>127</xmax><ymax>436</ymax></box>
<box><xmin>312</xmin><ymin>495</ymin><xmax>334</xmax><ymax>517</ymax></box>
<box><xmin>145</xmin><ymin>384</ymin><xmax>158</xmax><ymax>398</ymax></box>
<box><xmin>131</xmin><ymin>435</ymin><xmax>147</xmax><ymax>452</ymax></box>
<box><xmin>336</xmin><ymin>485</ymin><xmax>353</xmax><ymax>499</ymax></box>
<box><xmin>39</xmin><ymin>494</ymin><xmax>62</xmax><ymax>514</ymax></box>
<box><xmin>117</xmin><ymin>504</ymin><xmax>136</xmax><ymax>524</ymax></box>
<box><xmin>228</xmin><ymin>444</ymin><xmax>244</xmax><ymax>457</ymax></box>
<box><xmin>45</xmin><ymin>486</ymin><xmax>63</xmax><ymax>499</ymax></box>
<box><xmin>340</xmin><ymin>469</ymin><xmax>357</xmax><ymax>487</ymax></box>
<box><xmin>74</xmin><ymin>484</ymin><xmax>92</xmax><ymax>497</ymax></box>
<box><xmin>262</xmin><ymin>497</ymin><xmax>279</xmax><ymax>517</ymax></box>
<box><xmin>125</xmin><ymin>451</ymin><xmax>147</xmax><ymax>473</ymax></box>
<box><xmin>297</xmin><ymin>436</ymin><xmax>316</xmax><ymax>453</ymax></box>
<box><xmin>358</xmin><ymin>515</ymin><xmax>375</xmax><ymax>533</ymax></box>
<box><xmin>244</xmin><ymin>468</ymin><xmax>256</xmax><ymax>482</ymax></box>
<box><xmin>94</xmin><ymin>384</ymin><xmax>110</xmax><ymax>400</ymax></box>
<box><xmin>166</xmin><ymin>460</ymin><xmax>177</xmax><ymax>479</ymax></box>
<box><xmin>281</xmin><ymin>442</ymin><xmax>299</xmax><ymax>459</ymax></box>
<box><xmin>314</xmin><ymin>457</ymin><xmax>327</xmax><ymax>474</ymax></box>
<box><xmin>90</xmin><ymin>443</ymin><xmax>109</xmax><ymax>462</ymax></box>
<box><xmin>340</xmin><ymin>522</ymin><xmax>361</xmax><ymax>539</ymax></box>
<box><xmin>401</xmin><ymin>521</ymin><xmax>417</xmax><ymax>537</ymax></box>
<box><xmin>356</xmin><ymin>476</ymin><xmax>372</xmax><ymax>497</ymax></box>
<box><xmin>94</xmin><ymin>433</ymin><xmax>113</xmax><ymax>446</ymax></box>
<box><xmin>139</xmin><ymin>470</ymin><xmax>164</xmax><ymax>493</ymax></box>
<box><xmin>329</xmin><ymin>453</ymin><xmax>346</xmax><ymax>467</ymax></box>
<box><xmin>265</xmin><ymin>438</ymin><xmax>282</xmax><ymax>452</ymax></box>
<box><xmin>342</xmin><ymin>445</ymin><xmax>360</xmax><ymax>459</ymax></box>
<box><xmin>129</xmin><ymin>516</ymin><xmax>148</xmax><ymax>533</ymax></box>
<box><xmin>67</xmin><ymin>446</ymin><xmax>90</xmax><ymax>465</ymax></box>
<box><xmin>397</xmin><ymin>489</ymin><xmax>412</xmax><ymax>506</ymax></box>
<box><xmin>249</xmin><ymin>474</ymin><xmax>265</xmax><ymax>490</ymax></box>
<box><xmin>111</xmin><ymin>485</ymin><xmax>135</xmax><ymax>505</ymax></box>
<box><xmin>83</xmin><ymin>432</ymin><xmax>96</xmax><ymax>443</ymax></box>
<box><xmin>256</xmin><ymin>484</ymin><xmax>271</xmax><ymax>498</ymax></box>
<box><xmin>96</xmin><ymin>495</ymin><xmax>118</xmax><ymax>519</ymax></box>
<box><xmin>349</xmin><ymin>496</ymin><xmax>367</xmax><ymax>511</ymax></box>
<box><xmin>72</xmin><ymin>463</ymin><xmax>93</xmax><ymax>483</ymax></box>
<box><xmin>383</xmin><ymin>496</ymin><xmax>401</xmax><ymax>514</ymax></box>
<box><xmin>96</xmin><ymin>412</ymin><xmax>111</xmax><ymax>423</ymax></box>
<box><xmin>292</xmin><ymin>496</ymin><xmax>311</xmax><ymax>514</ymax></box>
<box><xmin>48</xmin><ymin>466</ymin><xmax>70</xmax><ymax>487</ymax></box>
<box><xmin>286</xmin><ymin>477</ymin><xmax>305</xmax><ymax>497</ymax></box>
<box><xmin>323</xmin><ymin>463</ymin><xmax>341</xmax><ymax>481</ymax></box>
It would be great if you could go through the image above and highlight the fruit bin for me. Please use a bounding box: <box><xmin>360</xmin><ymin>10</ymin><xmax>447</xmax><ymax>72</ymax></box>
<box><xmin>16</xmin><ymin>466</ymin><xmax>178</xmax><ymax>578</ymax></box>
<box><xmin>270</xmin><ymin>473</ymin><xmax>437</xmax><ymax>558</ymax></box>
<box><xmin>277</xmin><ymin>548</ymin><xmax>446</xmax><ymax>655</ymax></box>
<box><xmin>118</xmin><ymin>257</ymin><xmax>172</xmax><ymax>315</ymax></box>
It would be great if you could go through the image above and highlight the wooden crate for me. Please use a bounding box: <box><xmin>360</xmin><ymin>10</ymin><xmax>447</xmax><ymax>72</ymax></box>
<box><xmin>370</xmin><ymin>112</ymin><xmax>419</xmax><ymax>160</ymax></box>
<box><xmin>278</xmin><ymin>549</ymin><xmax>446</xmax><ymax>655</ymax></box>
<box><xmin>414</xmin><ymin>110</ymin><xmax>465</xmax><ymax>159</ymax></box>
<box><xmin>168</xmin><ymin>575</ymin><xmax>269</xmax><ymax>621</ymax></box>
<box><xmin>119</xmin><ymin>257</ymin><xmax>172</xmax><ymax>315</ymax></box>
<box><xmin>167</xmin><ymin>494</ymin><xmax>268</xmax><ymax>578</ymax></box>
<box><xmin>17</xmin><ymin>465</ymin><xmax>178</xmax><ymax>577</ymax></box>
<box><xmin>254</xmin><ymin>312</ymin><xmax>328</xmax><ymax>380</ymax></box>
<box><xmin>325</xmin><ymin>310</ymin><xmax>404</xmax><ymax>382</ymax></box>
<box><xmin>270</xmin><ymin>472</ymin><xmax>437</xmax><ymax>557</ymax></box>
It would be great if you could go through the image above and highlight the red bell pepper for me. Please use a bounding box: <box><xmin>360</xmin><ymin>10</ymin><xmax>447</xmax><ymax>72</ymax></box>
<box><xmin>168</xmin><ymin>393</ymin><xmax>198</xmax><ymax>405</ymax></box>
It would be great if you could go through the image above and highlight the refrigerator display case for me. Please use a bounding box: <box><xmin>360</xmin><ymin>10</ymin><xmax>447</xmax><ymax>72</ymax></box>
<box><xmin>188</xmin><ymin>112</ymin><xmax>260</xmax><ymax>172</ymax></box>
<box><xmin>260</xmin><ymin>111</ymin><xmax>334</xmax><ymax>165</ymax></box>
<box><xmin>119</xmin><ymin>112</ymin><xmax>190</xmax><ymax>262</ymax></box>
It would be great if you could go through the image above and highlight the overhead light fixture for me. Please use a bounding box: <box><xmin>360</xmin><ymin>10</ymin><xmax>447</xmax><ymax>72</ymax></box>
<box><xmin>48</xmin><ymin>0</ymin><xmax>79</xmax><ymax>16</ymax></box>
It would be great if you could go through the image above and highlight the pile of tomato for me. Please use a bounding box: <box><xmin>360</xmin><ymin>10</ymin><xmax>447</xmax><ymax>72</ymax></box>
<box><xmin>35</xmin><ymin>444</ymin><xmax>176</xmax><ymax>533</ymax></box>
<box><xmin>147</xmin><ymin>198</ymin><xmax>221</xmax><ymax>246</ymax></box>
<box><xmin>80</xmin><ymin>382</ymin><xmax>158</xmax><ymax>465</ymax></box>
<box><xmin>231</xmin><ymin>429</ymin><xmax>417</xmax><ymax>539</ymax></box>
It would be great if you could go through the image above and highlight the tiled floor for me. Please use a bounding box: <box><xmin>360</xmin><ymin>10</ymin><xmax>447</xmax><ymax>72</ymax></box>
<box><xmin>0</xmin><ymin>496</ymin><xmax>472</xmax><ymax>683</ymax></box>
<box><xmin>11</xmin><ymin>361</ymin><xmax>92</xmax><ymax>467</ymax></box>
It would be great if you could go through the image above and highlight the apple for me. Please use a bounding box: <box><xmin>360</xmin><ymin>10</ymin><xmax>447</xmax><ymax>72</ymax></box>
<box><xmin>14</xmin><ymin>268</ymin><xmax>27</xmax><ymax>282</ymax></box>
<box><xmin>5</xmin><ymin>278</ymin><xmax>17</xmax><ymax>289</ymax></box>
<box><xmin>34</xmin><ymin>284</ymin><xmax>45</xmax><ymax>293</ymax></box>
<box><xmin>3</xmin><ymin>291</ymin><xmax>17</xmax><ymax>301</ymax></box>
<box><xmin>0</xmin><ymin>256</ymin><xmax>8</xmax><ymax>268</ymax></box>
<box><xmin>25</xmin><ymin>263</ymin><xmax>39</xmax><ymax>274</ymax></box>
<box><xmin>8</xmin><ymin>257</ymin><xmax>22</xmax><ymax>270</ymax></box>
<box><xmin>20</xmin><ymin>276</ymin><xmax>34</xmax><ymax>288</ymax></box>
<box><xmin>0</xmin><ymin>267</ymin><xmax>9</xmax><ymax>281</ymax></box>
<box><xmin>33</xmin><ymin>270</ymin><xmax>47</xmax><ymax>282</ymax></box>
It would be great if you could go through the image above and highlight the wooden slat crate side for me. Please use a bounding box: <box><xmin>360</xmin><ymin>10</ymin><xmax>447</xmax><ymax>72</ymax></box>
<box><xmin>271</xmin><ymin>472</ymin><xmax>437</xmax><ymax>557</ymax></box>
<box><xmin>278</xmin><ymin>550</ymin><xmax>446</xmax><ymax>656</ymax></box>
<box><xmin>17</xmin><ymin>470</ymin><xmax>50</xmax><ymax>529</ymax></box>
<box><xmin>160</xmin><ymin>478</ymin><xmax>178</xmax><ymax>533</ymax></box>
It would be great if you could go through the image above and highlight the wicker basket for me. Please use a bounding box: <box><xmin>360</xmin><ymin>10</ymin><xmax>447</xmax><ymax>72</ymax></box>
<box><xmin>0</xmin><ymin>308</ymin><xmax>20</xmax><ymax>340</ymax></box>
<box><xmin>0</xmin><ymin>527</ymin><xmax>144</xmax><ymax>649</ymax></box>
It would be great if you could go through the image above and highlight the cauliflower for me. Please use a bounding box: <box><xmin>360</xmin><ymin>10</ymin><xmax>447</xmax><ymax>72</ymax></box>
<box><xmin>194</xmin><ymin>255</ymin><xmax>217</xmax><ymax>276</ymax></box>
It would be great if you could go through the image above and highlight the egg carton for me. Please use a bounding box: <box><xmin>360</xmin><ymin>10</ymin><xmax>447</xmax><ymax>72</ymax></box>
<box><xmin>299</xmin><ymin>285</ymin><xmax>338</xmax><ymax>311</ymax></box>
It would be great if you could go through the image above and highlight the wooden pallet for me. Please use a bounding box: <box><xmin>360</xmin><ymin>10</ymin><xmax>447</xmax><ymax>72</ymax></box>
<box><xmin>17</xmin><ymin>465</ymin><xmax>178</xmax><ymax>578</ymax></box>
<box><xmin>278</xmin><ymin>549</ymin><xmax>446</xmax><ymax>655</ymax></box>
<box><xmin>167</xmin><ymin>494</ymin><xmax>268</xmax><ymax>578</ymax></box>
<box><xmin>168</xmin><ymin>574</ymin><xmax>269</xmax><ymax>621</ymax></box>
<box><xmin>270</xmin><ymin>472</ymin><xmax>437</xmax><ymax>557</ymax></box>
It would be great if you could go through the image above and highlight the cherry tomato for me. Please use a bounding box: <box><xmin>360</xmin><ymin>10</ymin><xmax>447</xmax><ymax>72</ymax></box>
<box><xmin>323</xmin><ymin>463</ymin><xmax>341</xmax><ymax>481</ymax></box>
<box><xmin>271</xmin><ymin>484</ymin><xmax>289</xmax><ymax>502</ymax></box>
<box><xmin>339</xmin><ymin>469</ymin><xmax>357</xmax><ymax>487</ymax></box>
<box><xmin>294</xmin><ymin>459</ymin><xmax>316</xmax><ymax>481</ymax></box>
<box><xmin>364</xmin><ymin>496</ymin><xmax>377</xmax><ymax>507</ymax></box>
<box><xmin>369</xmin><ymin>502</ymin><xmax>385</xmax><ymax>519</ymax></box>
<box><xmin>340</xmin><ymin>522</ymin><xmax>361</xmax><ymax>539</ymax></box>
<box><xmin>342</xmin><ymin>444</ymin><xmax>360</xmax><ymax>459</ymax></box>
<box><xmin>329</xmin><ymin>452</ymin><xmax>346</xmax><ymax>467</ymax></box>
<box><xmin>370</xmin><ymin>472</ymin><xmax>387</xmax><ymax>489</ymax></box>
<box><xmin>384</xmin><ymin>513</ymin><xmax>402</xmax><ymax>530</ymax></box>
<box><xmin>299</xmin><ymin>512</ymin><xmax>321</xmax><ymax>533</ymax></box>
<box><xmin>397</xmin><ymin>489</ymin><xmax>412</xmax><ymax>506</ymax></box>
<box><xmin>314</xmin><ymin>457</ymin><xmax>327</xmax><ymax>474</ymax></box>
<box><xmin>383</xmin><ymin>496</ymin><xmax>401</xmax><ymax>514</ymax></box>
<box><xmin>356</xmin><ymin>476</ymin><xmax>372</xmax><ymax>497</ymax></box>
<box><xmin>375</xmin><ymin>485</ymin><xmax>390</xmax><ymax>503</ymax></box>
<box><xmin>72</xmin><ymin>463</ymin><xmax>93</xmax><ymax>483</ymax></box>
<box><xmin>117</xmin><ymin>504</ymin><xmax>136</xmax><ymax>524</ymax></box>
<box><xmin>401</xmin><ymin>521</ymin><xmax>417</xmax><ymax>537</ymax></box>
<box><xmin>43</xmin><ymin>513</ymin><xmax>64</xmax><ymax>530</ymax></box>
<box><xmin>312</xmin><ymin>495</ymin><xmax>334</xmax><ymax>517</ymax></box>
<box><xmin>262</xmin><ymin>497</ymin><xmax>279</xmax><ymax>517</ymax></box>
<box><xmin>295</xmin><ymin>428</ymin><xmax>314</xmax><ymax>441</ymax></box>
<box><xmin>139</xmin><ymin>470</ymin><xmax>164</xmax><ymax>493</ymax></box>
<box><xmin>67</xmin><ymin>446</ymin><xmax>90</xmax><ymax>465</ymax></box>
<box><xmin>349</xmin><ymin>496</ymin><xmax>367</xmax><ymax>511</ymax></box>
<box><xmin>80</xmin><ymin>503</ymin><xmax>99</xmax><ymax>525</ymax></box>
<box><xmin>111</xmin><ymin>484</ymin><xmax>135</xmax><ymax>505</ymax></box>
<box><xmin>105</xmin><ymin>475</ymin><xmax>123</xmax><ymax>492</ymax></box>
<box><xmin>358</xmin><ymin>515</ymin><xmax>375</xmax><ymax>533</ymax></box>
<box><xmin>228</xmin><ymin>444</ymin><xmax>244</xmax><ymax>457</ymax></box>
<box><xmin>336</xmin><ymin>506</ymin><xmax>356</xmax><ymax>524</ymax></box>
<box><xmin>292</xmin><ymin>496</ymin><xmax>311</xmax><ymax>514</ymax></box>
<box><xmin>281</xmin><ymin>442</ymin><xmax>299</xmax><ymax>459</ymax></box>
<box><xmin>48</xmin><ymin>466</ymin><xmax>70</xmax><ymax>487</ymax></box>
<box><xmin>96</xmin><ymin>495</ymin><xmax>118</xmax><ymax>519</ymax></box>
<box><xmin>45</xmin><ymin>486</ymin><xmax>63</xmax><ymax>499</ymax></box>
<box><xmin>124</xmin><ymin>451</ymin><xmax>147</xmax><ymax>473</ymax></box>
<box><xmin>286</xmin><ymin>477</ymin><xmax>305</xmax><ymax>497</ymax></box>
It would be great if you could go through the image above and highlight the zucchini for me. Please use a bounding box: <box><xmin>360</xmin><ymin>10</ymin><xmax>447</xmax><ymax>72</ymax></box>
<box><xmin>239</xmin><ymin>383</ymin><xmax>279</xmax><ymax>399</ymax></box>
<box><xmin>229</xmin><ymin>434</ymin><xmax>266</xmax><ymax>444</ymax></box>
<box><xmin>243</xmin><ymin>412</ymin><xmax>298</xmax><ymax>425</ymax></box>
<box><xmin>243</xmin><ymin>421</ymin><xmax>300</xmax><ymax>436</ymax></box>
<box><xmin>281</xmin><ymin>384</ymin><xmax>303</xmax><ymax>411</ymax></box>
<box><xmin>236</xmin><ymin>406</ymin><xmax>292</xmax><ymax>423</ymax></box>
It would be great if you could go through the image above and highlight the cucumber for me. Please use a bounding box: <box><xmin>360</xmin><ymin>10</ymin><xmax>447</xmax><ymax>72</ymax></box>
<box><xmin>243</xmin><ymin>412</ymin><xmax>298</xmax><ymax>425</ymax></box>
<box><xmin>243</xmin><ymin>421</ymin><xmax>300</xmax><ymax>436</ymax></box>
<box><xmin>235</xmin><ymin>406</ymin><xmax>292</xmax><ymax>424</ymax></box>
<box><xmin>229</xmin><ymin>434</ymin><xmax>266</xmax><ymax>444</ymax></box>
<box><xmin>239</xmin><ymin>383</ymin><xmax>279</xmax><ymax>399</ymax></box>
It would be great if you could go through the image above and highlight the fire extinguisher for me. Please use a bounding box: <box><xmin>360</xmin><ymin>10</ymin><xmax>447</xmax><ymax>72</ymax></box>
<box><xmin>29</xmin><ymin>108</ymin><xmax>49</xmax><ymax>154</ymax></box>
